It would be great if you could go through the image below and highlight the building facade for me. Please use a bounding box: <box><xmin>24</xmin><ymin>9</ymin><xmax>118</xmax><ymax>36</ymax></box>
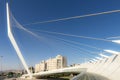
<box><xmin>35</xmin><ymin>64</ymin><xmax>40</xmax><ymax>73</ymax></box>
<box><xmin>35</xmin><ymin>55</ymin><xmax>67</xmax><ymax>73</ymax></box>
<box><xmin>39</xmin><ymin>60</ymin><xmax>46</xmax><ymax>71</ymax></box>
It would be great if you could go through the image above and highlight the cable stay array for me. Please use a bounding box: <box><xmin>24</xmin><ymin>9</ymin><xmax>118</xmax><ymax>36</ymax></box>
<box><xmin>10</xmin><ymin>14</ymin><xmax>103</xmax><ymax>58</ymax></box>
<box><xmin>9</xmin><ymin>8</ymin><xmax>120</xmax><ymax>64</ymax></box>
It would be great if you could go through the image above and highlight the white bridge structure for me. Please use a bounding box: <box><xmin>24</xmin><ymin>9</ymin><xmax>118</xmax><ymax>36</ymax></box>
<box><xmin>22</xmin><ymin>67</ymin><xmax>87</xmax><ymax>79</ymax></box>
<box><xmin>21</xmin><ymin>53</ymin><xmax>120</xmax><ymax>80</ymax></box>
<box><xmin>6</xmin><ymin>2</ymin><xmax>120</xmax><ymax>80</ymax></box>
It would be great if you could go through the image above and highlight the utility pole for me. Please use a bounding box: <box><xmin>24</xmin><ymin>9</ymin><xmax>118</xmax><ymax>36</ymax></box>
<box><xmin>0</xmin><ymin>56</ymin><xmax>3</xmax><ymax>72</ymax></box>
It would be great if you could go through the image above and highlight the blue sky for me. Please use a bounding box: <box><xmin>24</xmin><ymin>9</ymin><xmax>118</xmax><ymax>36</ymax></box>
<box><xmin>0</xmin><ymin>0</ymin><xmax>120</xmax><ymax>70</ymax></box>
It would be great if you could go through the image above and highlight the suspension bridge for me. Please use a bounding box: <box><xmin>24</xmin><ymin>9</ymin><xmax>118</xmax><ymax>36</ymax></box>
<box><xmin>5</xmin><ymin>2</ymin><xmax>120</xmax><ymax>80</ymax></box>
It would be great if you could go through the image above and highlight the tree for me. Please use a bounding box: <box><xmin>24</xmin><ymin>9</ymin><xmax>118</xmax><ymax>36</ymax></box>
<box><xmin>7</xmin><ymin>72</ymin><xmax>14</xmax><ymax>78</ymax></box>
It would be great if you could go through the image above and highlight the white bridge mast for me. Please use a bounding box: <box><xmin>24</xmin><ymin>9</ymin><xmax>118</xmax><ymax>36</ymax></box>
<box><xmin>6</xmin><ymin>2</ymin><xmax>32</xmax><ymax>79</ymax></box>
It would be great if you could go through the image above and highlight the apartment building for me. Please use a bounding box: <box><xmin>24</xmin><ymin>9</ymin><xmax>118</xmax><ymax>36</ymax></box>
<box><xmin>35</xmin><ymin>55</ymin><xmax>67</xmax><ymax>73</ymax></box>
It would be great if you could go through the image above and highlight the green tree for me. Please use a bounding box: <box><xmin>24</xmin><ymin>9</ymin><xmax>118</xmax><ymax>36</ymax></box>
<box><xmin>7</xmin><ymin>72</ymin><xmax>14</xmax><ymax>78</ymax></box>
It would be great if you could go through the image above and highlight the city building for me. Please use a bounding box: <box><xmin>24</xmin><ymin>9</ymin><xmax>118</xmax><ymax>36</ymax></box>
<box><xmin>35</xmin><ymin>61</ymin><xmax>46</xmax><ymax>73</ymax></box>
<box><xmin>39</xmin><ymin>60</ymin><xmax>46</xmax><ymax>71</ymax></box>
<box><xmin>46</xmin><ymin>55</ymin><xmax>67</xmax><ymax>71</ymax></box>
<box><xmin>35</xmin><ymin>64</ymin><xmax>40</xmax><ymax>73</ymax></box>
<box><xmin>35</xmin><ymin>55</ymin><xmax>67</xmax><ymax>73</ymax></box>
